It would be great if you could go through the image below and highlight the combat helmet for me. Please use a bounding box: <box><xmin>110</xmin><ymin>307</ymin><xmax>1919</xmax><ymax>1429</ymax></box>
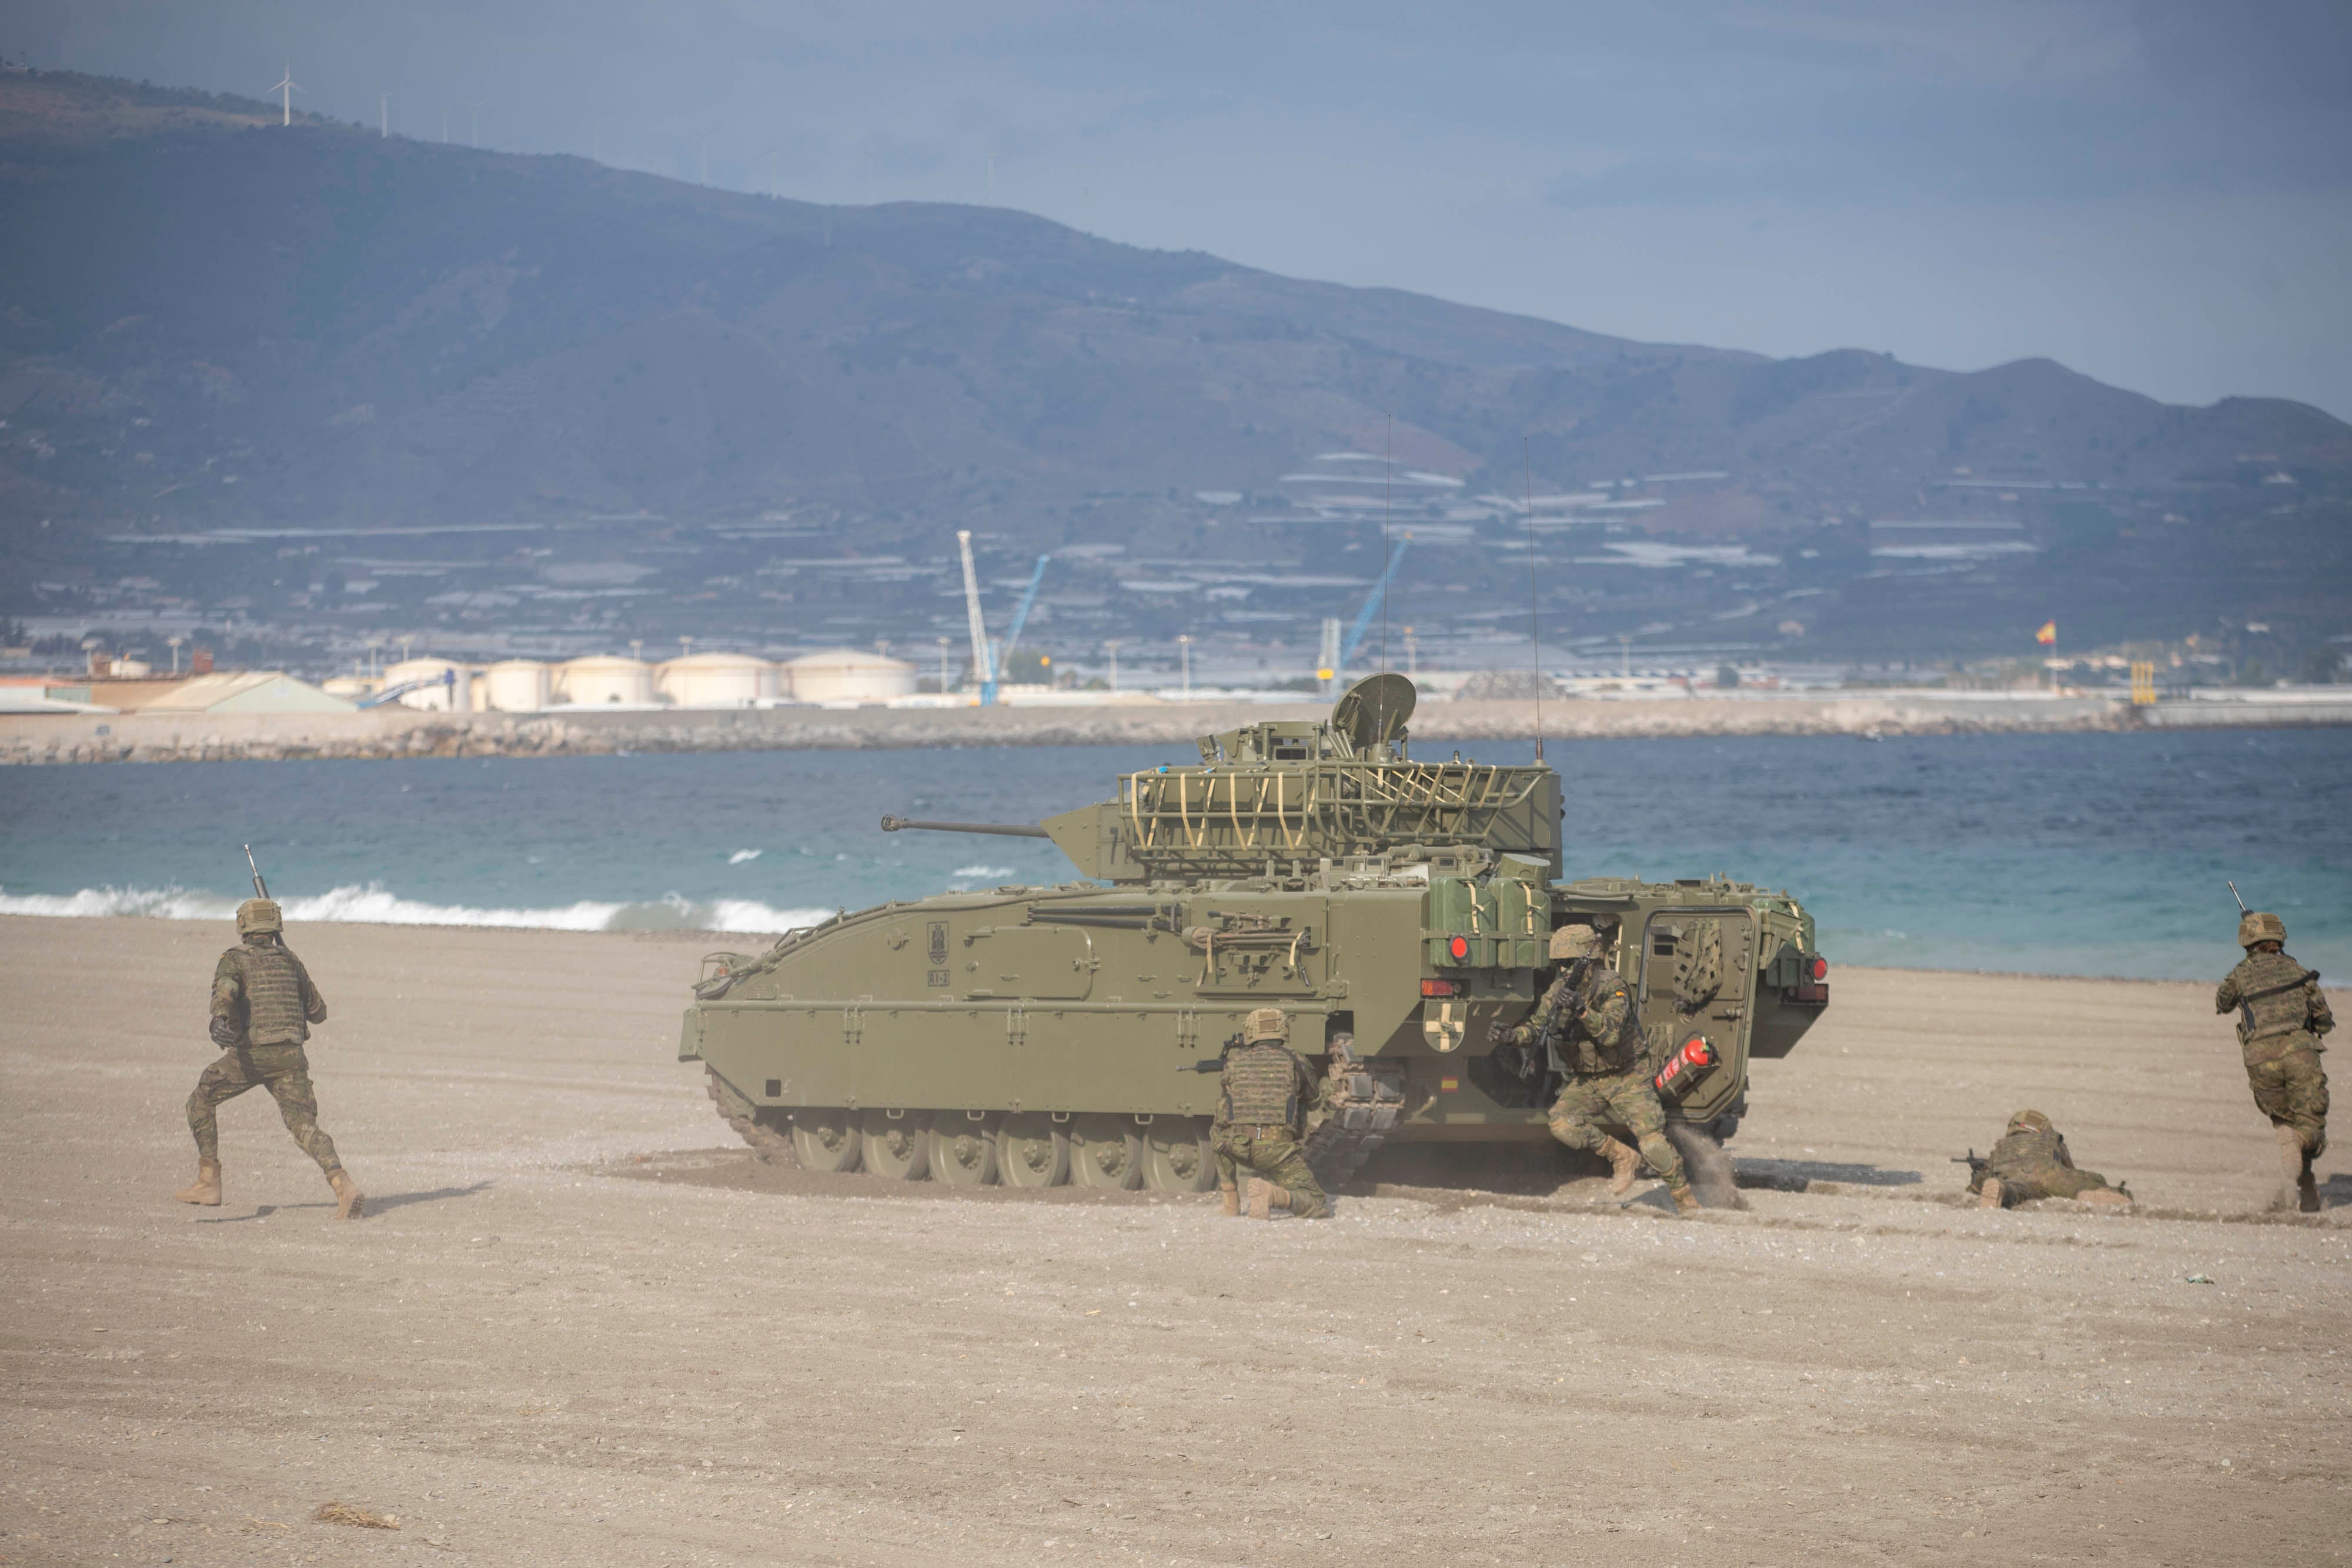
<box><xmin>1549</xmin><ymin>921</ymin><xmax>1601</xmax><ymax>960</ymax></box>
<box><xmin>1242</xmin><ymin>1007</ymin><xmax>1289</xmax><ymax>1043</ymax></box>
<box><xmin>2006</xmin><ymin>1109</ymin><xmax>2053</xmax><ymax>1135</ymax></box>
<box><xmin>236</xmin><ymin>898</ymin><xmax>283</xmax><ymax>936</ymax></box>
<box><xmin>2238</xmin><ymin>911</ymin><xmax>2286</xmax><ymax>949</ymax></box>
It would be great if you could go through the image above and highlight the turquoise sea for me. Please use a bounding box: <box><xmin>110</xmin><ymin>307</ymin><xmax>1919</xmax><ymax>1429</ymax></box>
<box><xmin>1</xmin><ymin>728</ymin><xmax>2346</xmax><ymax>981</ymax></box>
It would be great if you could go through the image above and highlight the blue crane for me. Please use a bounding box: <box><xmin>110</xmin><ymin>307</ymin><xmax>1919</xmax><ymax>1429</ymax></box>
<box><xmin>981</xmin><ymin>553</ymin><xmax>1051</xmax><ymax>706</ymax></box>
<box><xmin>1336</xmin><ymin>535</ymin><xmax>1411</xmax><ymax>680</ymax></box>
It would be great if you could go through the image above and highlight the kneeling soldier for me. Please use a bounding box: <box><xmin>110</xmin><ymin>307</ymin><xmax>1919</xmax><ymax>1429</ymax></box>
<box><xmin>1971</xmin><ymin>1110</ymin><xmax>2129</xmax><ymax>1209</ymax></box>
<box><xmin>173</xmin><ymin>898</ymin><xmax>363</xmax><ymax>1219</ymax></box>
<box><xmin>1211</xmin><ymin>1008</ymin><xmax>1329</xmax><ymax>1220</ymax></box>
<box><xmin>1501</xmin><ymin>920</ymin><xmax>1698</xmax><ymax>1215</ymax></box>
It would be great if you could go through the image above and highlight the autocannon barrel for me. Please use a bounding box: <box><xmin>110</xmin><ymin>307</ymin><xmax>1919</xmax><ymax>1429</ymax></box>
<box><xmin>878</xmin><ymin>815</ymin><xmax>1050</xmax><ymax>838</ymax></box>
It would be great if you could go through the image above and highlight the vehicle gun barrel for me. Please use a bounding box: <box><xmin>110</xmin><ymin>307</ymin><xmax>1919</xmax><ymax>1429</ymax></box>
<box><xmin>878</xmin><ymin>815</ymin><xmax>1050</xmax><ymax>839</ymax></box>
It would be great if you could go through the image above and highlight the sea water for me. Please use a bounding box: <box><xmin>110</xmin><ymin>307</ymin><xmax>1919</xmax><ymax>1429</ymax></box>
<box><xmin>1</xmin><ymin>727</ymin><xmax>2345</xmax><ymax>981</ymax></box>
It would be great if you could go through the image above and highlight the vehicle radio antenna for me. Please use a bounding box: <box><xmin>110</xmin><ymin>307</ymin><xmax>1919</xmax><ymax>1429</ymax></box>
<box><xmin>1524</xmin><ymin>436</ymin><xmax>1544</xmax><ymax>763</ymax></box>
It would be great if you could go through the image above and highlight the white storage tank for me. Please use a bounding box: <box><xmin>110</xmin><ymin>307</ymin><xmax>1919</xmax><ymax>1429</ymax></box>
<box><xmin>383</xmin><ymin>656</ymin><xmax>474</xmax><ymax>712</ymax></box>
<box><xmin>781</xmin><ymin>648</ymin><xmax>919</xmax><ymax>704</ymax></box>
<box><xmin>485</xmin><ymin>659</ymin><xmax>552</xmax><ymax>712</ymax></box>
<box><xmin>554</xmin><ymin>654</ymin><xmax>654</xmax><ymax>706</ymax></box>
<box><xmin>655</xmin><ymin>651</ymin><xmax>777</xmax><ymax>708</ymax></box>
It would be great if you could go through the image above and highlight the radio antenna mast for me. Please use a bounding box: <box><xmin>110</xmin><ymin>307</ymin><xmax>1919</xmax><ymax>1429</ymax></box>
<box><xmin>1381</xmin><ymin>413</ymin><xmax>1392</xmax><ymax>677</ymax></box>
<box><xmin>1524</xmin><ymin>437</ymin><xmax>1544</xmax><ymax>762</ymax></box>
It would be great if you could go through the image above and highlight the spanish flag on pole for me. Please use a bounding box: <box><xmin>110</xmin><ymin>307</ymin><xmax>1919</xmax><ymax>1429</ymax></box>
<box><xmin>2034</xmin><ymin>620</ymin><xmax>2057</xmax><ymax>646</ymax></box>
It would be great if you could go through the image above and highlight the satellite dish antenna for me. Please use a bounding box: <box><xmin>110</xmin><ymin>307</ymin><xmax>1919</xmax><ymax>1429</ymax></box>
<box><xmin>1332</xmin><ymin>672</ymin><xmax>1415</xmax><ymax>754</ymax></box>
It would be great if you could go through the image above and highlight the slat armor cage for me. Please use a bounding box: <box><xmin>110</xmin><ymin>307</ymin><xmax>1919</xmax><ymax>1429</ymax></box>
<box><xmin>1114</xmin><ymin>758</ymin><xmax>1561</xmax><ymax>878</ymax></box>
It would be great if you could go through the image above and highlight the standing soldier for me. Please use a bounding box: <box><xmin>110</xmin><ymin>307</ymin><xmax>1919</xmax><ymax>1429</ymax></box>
<box><xmin>2217</xmin><ymin>910</ymin><xmax>2332</xmax><ymax>1212</ymax></box>
<box><xmin>172</xmin><ymin>898</ymin><xmax>364</xmax><ymax>1219</ymax></box>
<box><xmin>1498</xmin><ymin>920</ymin><xmax>1699</xmax><ymax>1215</ymax></box>
<box><xmin>1211</xmin><ymin>1008</ymin><xmax>1329</xmax><ymax>1220</ymax></box>
<box><xmin>1967</xmin><ymin>1109</ymin><xmax>2130</xmax><ymax>1208</ymax></box>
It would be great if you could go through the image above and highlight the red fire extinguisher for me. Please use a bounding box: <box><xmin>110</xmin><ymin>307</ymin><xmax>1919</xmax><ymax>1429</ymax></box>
<box><xmin>1653</xmin><ymin>1035</ymin><xmax>1716</xmax><ymax>1099</ymax></box>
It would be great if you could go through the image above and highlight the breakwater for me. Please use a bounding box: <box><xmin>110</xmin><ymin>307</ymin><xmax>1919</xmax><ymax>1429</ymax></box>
<box><xmin>0</xmin><ymin>691</ymin><xmax>2181</xmax><ymax>765</ymax></box>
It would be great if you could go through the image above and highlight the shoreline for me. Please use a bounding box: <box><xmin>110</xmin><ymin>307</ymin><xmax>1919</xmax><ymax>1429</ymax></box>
<box><xmin>11</xmin><ymin>688</ymin><xmax>2347</xmax><ymax>764</ymax></box>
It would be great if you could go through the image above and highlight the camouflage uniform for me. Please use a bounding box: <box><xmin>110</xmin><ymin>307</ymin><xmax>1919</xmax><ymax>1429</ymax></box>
<box><xmin>2216</xmin><ymin>940</ymin><xmax>2333</xmax><ymax>1160</ymax></box>
<box><xmin>1211</xmin><ymin>1015</ymin><xmax>1328</xmax><ymax>1219</ymax></box>
<box><xmin>1506</xmin><ymin>948</ymin><xmax>1690</xmax><ymax>1198</ymax></box>
<box><xmin>1969</xmin><ymin>1111</ymin><xmax>2124</xmax><ymax>1206</ymax></box>
<box><xmin>187</xmin><ymin>923</ymin><xmax>345</xmax><ymax>1179</ymax></box>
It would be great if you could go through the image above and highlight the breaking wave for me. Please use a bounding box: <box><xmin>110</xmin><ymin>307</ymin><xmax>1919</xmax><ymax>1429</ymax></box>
<box><xmin>0</xmin><ymin>882</ymin><xmax>832</xmax><ymax>935</ymax></box>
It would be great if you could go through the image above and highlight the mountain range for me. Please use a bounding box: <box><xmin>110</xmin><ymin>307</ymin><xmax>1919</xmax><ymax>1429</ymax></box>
<box><xmin>2</xmin><ymin>68</ymin><xmax>2347</xmax><ymax>673</ymax></box>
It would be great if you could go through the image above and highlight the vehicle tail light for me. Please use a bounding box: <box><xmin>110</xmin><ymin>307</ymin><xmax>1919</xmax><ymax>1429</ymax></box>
<box><xmin>1448</xmin><ymin>935</ymin><xmax>1469</xmax><ymax>961</ymax></box>
<box><xmin>1421</xmin><ymin>978</ymin><xmax>1459</xmax><ymax>998</ymax></box>
<box><xmin>1809</xmin><ymin>955</ymin><xmax>1829</xmax><ymax>981</ymax></box>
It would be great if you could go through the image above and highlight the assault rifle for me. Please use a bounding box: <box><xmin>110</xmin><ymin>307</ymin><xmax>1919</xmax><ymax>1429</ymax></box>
<box><xmin>1180</xmin><ymin>1032</ymin><xmax>1246</xmax><ymax>1072</ymax></box>
<box><xmin>244</xmin><ymin>844</ymin><xmax>270</xmax><ymax>900</ymax></box>
<box><xmin>1952</xmin><ymin>1149</ymin><xmax>1989</xmax><ymax>1180</ymax></box>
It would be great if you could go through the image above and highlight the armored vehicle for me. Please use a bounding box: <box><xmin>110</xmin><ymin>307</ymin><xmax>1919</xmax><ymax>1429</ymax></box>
<box><xmin>680</xmin><ymin>675</ymin><xmax>1829</xmax><ymax>1193</ymax></box>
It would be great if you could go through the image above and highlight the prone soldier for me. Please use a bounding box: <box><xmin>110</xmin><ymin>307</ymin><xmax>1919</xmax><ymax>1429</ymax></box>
<box><xmin>1496</xmin><ymin>919</ymin><xmax>1699</xmax><ymax>1215</ymax></box>
<box><xmin>2217</xmin><ymin>910</ymin><xmax>2332</xmax><ymax>1212</ymax></box>
<box><xmin>1210</xmin><ymin>1008</ymin><xmax>1329</xmax><ymax>1220</ymax></box>
<box><xmin>1963</xmin><ymin>1109</ymin><xmax>2129</xmax><ymax>1209</ymax></box>
<box><xmin>172</xmin><ymin>898</ymin><xmax>364</xmax><ymax>1219</ymax></box>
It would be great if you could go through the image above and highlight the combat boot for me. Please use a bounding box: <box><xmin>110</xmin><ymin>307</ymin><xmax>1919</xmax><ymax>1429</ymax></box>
<box><xmin>1264</xmin><ymin>1186</ymin><xmax>1294</xmax><ymax>1216</ymax></box>
<box><xmin>173</xmin><ymin>1158</ymin><xmax>222</xmax><ymax>1207</ymax></box>
<box><xmin>2275</xmin><ymin>1125</ymin><xmax>2310</xmax><ymax>1212</ymax></box>
<box><xmin>1219</xmin><ymin>1183</ymin><xmax>1241</xmax><ymax>1218</ymax></box>
<box><xmin>1598</xmin><ymin>1136</ymin><xmax>1644</xmax><ymax>1196</ymax></box>
<box><xmin>1977</xmin><ymin>1177</ymin><xmax>2004</xmax><ymax>1210</ymax></box>
<box><xmin>1669</xmin><ymin>1183</ymin><xmax>1700</xmax><ymax>1217</ymax></box>
<box><xmin>327</xmin><ymin>1168</ymin><xmax>365</xmax><ymax>1221</ymax></box>
<box><xmin>1247</xmin><ymin>1178</ymin><xmax>1272</xmax><ymax>1221</ymax></box>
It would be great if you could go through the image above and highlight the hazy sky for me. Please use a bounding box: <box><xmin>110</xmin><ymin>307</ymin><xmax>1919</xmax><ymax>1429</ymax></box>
<box><xmin>20</xmin><ymin>2</ymin><xmax>2352</xmax><ymax>417</ymax></box>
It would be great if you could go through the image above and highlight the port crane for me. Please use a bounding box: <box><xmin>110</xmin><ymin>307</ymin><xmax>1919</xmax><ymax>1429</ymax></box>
<box><xmin>955</xmin><ymin>530</ymin><xmax>1051</xmax><ymax>706</ymax></box>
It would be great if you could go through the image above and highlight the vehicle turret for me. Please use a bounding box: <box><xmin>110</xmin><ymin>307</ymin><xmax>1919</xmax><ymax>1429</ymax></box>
<box><xmin>881</xmin><ymin>674</ymin><xmax>1562</xmax><ymax>884</ymax></box>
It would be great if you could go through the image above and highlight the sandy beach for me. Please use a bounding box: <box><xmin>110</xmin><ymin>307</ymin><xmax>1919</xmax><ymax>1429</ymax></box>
<box><xmin>2</xmin><ymin>915</ymin><xmax>2346</xmax><ymax>1566</ymax></box>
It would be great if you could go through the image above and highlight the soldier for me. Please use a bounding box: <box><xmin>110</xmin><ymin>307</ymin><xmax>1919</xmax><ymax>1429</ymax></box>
<box><xmin>1496</xmin><ymin>920</ymin><xmax>1699</xmax><ymax>1215</ymax></box>
<box><xmin>1969</xmin><ymin>1109</ymin><xmax>2130</xmax><ymax>1209</ymax></box>
<box><xmin>1211</xmin><ymin>1007</ymin><xmax>1329</xmax><ymax>1220</ymax></box>
<box><xmin>2217</xmin><ymin>910</ymin><xmax>2332</xmax><ymax>1213</ymax></box>
<box><xmin>172</xmin><ymin>898</ymin><xmax>364</xmax><ymax>1219</ymax></box>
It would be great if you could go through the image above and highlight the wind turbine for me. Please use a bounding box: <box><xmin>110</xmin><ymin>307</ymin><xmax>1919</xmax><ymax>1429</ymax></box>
<box><xmin>471</xmin><ymin>99</ymin><xmax>487</xmax><ymax>148</ymax></box>
<box><xmin>266</xmin><ymin>64</ymin><xmax>303</xmax><ymax>126</ymax></box>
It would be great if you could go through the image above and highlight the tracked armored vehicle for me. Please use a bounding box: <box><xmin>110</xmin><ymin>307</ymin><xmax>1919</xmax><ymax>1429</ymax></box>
<box><xmin>681</xmin><ymin>675</ymin><xmax>1829</xmax><ymax>1193</ymax></box>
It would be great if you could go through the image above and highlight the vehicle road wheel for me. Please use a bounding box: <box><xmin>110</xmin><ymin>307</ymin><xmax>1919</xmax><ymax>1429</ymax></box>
<box><xmin>790</xmin><ymin>1107</ymin><xmax>862</xmax><ymax>1174</ymax></box>
<box><xmin>997</xmin><ymin>1112</ymin><xmax>1070</xmax><ymax>1188</ymax></box>
<box><xmin>1071</xmin><ymin>1113</ymin><xmax>1144</xmax><ymax>1190</ymax></box>
<box><xmin>860</xmin><ymin>1109</ymin><xmax>930</xmax><ymax>1181</ymax></box>
<box><xmin>1142</xmin><ymin>1116</ymin><xmax>1217</xmax><ymax>1193</ymax></box>
<box><xmin>930</xmin><ymin>1113</ymin><xmax>1000</xmax><ymax>1186</ymax></box>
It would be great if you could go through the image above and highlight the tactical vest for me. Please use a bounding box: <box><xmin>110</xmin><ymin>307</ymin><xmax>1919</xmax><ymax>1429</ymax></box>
<box><xmin>232</xmin><ymin>942</ymin><xmax>312</xmax><ymax>1047</ymax></box>
<box><xmin>1989</xmin><ymin>1125</ymin><xmax>2069</xmax><ymax>1179</ymax></box>
<box><xmin>1220</xmin><ymin>1041</ymin><xmax>1305</xmax><ymax>1129</ymax></box>
<box><xmin>2228</xmin><ymin>950</ymin><xmax>2320</xmax><ymax>1058</ymax></box>
<box><xmin>1551</xmin><ymin>966</ymin><xmax>1641</xmax><ymax>1076</ymax></box>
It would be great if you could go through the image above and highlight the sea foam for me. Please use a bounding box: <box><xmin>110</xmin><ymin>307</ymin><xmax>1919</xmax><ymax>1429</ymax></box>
<box><xmin>0</xmin><ymin>882</ymin><xmax>832</xmax><ymax>936</ymax></box>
